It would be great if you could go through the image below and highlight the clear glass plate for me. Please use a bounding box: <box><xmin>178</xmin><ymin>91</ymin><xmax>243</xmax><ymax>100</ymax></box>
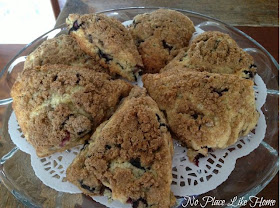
<box><xmin>0</xmin><ymin>7</ymin><xmax>278</xmax><ymax>208</ymax></box>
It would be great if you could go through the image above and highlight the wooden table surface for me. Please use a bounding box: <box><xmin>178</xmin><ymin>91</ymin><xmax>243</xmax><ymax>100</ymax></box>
<box><xmin>55</xmin><ymin>0</ymin><xmax>279</xmax><ymax>26</ymax></box>
<box><xmin>0</xmin><ymin>0</ymin><xmax>278</xmax><ymax>207</ymax></box>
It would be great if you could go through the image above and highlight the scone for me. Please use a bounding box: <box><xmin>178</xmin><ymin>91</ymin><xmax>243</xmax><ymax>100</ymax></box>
<box><xmin>11</xmin><ymin>64</ymin><xmax>132</xmax><ymax>157</ymax></box>
<box><xmin>67</xmin><ymin>87</ymin><xmax>175</xmax><ymax>208</ymax></box>
<box><xmin>130</xmin><ymin>9</ymin><xmax>195</xmax><ymax>74</ymax></box>
<box><xmin>162</xmin><ymin>31</ymin><xmax>257</xmax><ymax>79</ymax></box>
<box><xmin>24</xmin><ymin>34</ymin><xmax>109</xmax><ymax>74</ymax></box>
<box><xmin>66</xmin><ymin>13</ymin><xmax>143</xmax><ymax>81</ymax></box>
<box><xmin>143</xmin><ymin>70</ymin><xmax>259</xmax><ymax>162</ymax></box>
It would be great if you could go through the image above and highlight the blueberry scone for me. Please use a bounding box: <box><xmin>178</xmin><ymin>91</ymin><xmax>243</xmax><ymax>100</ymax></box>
<box><xmin>24</xmin><ymin>34</ymin><xmax>109</xmax><ymax>74</ymax></box>
<box><xmin>67</xmin><ymin>87</ymin><xmax>175</xmax><ymax>208</ymax></box>
<box><xmin>143</xmin><ymin>70</ymin><xmax>259</xmax><ymax>162</ymax></box>
<box><xmin>129</xmin><ymin>9</ymin><xmax>195</xmax><ymax>74</ymax></box>
<box><xmin>162</xmin><ymin>31</ymin><xmax>257</xmax><ymax>79</ymax></box>
<box><xmin>66</xmin><ymin>13</ymin><xmax>143</xmax><ymax>81</ymax></box>
<box><xmin>11</xmin><ymin>64</ymin><xmax>132</xmax><ymax>157</ymax></box>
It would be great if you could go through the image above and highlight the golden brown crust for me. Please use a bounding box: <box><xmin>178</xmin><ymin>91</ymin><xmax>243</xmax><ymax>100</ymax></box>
<box><xmin>11</xmin><ymin>64</ymin><xmax>132</xmax><ymax>157</ymax></box>
<box><xmin>24</xmin><ymin>34</ymin><xmax>110</xmax><ymax>74</ymax></box>
<box><xmin>162</xmin><ymin>31</ymin><xmax>257</xmax><ymax>79</ymax></box>
<box><xmin>67</xmin><ymin>87</ymin><xmax>174</xmax><ymax>208</ymax></box>
<box><xmin>130</xmin><ymin>9</ymin><xmax>195</xmax><ymax>74</ymax></box>
<box><xmin>143</xmin><ymin>70</ymin><xmax>259</xmax><ymax>161</ymax></box>
<box><xmin>66</xmin><ymin>13</ymin><xmax>143</xmax><ymax>81</ymax></box>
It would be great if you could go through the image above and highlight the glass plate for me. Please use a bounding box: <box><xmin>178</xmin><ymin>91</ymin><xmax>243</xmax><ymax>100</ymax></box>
<box><xmin>0</xmin><ymin>7</ymin><xmax>278</xmax><ymax>208</ymax></box>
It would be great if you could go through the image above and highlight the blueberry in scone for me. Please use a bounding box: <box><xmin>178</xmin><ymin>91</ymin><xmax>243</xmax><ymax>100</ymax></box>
<box><xmin>143</xmin><ymin>70</ymin><xmax>259</xmax><ymax>162</ymax></box>
<box><xmin>162</xmin><ymin>31</ymin><xmax>257</xmax><ymax>79</ymax></box>
<box><xmin>66</xmin><ymin>87</ymin><xmax>175</xmax><ymax>208</ymax></box>
<box><xmin>11</xmin><ymin>64</ymin><xmax>132</xmax><ymax>157</ymax></box>
<box><xmin>129</xmin><ymin>9</ymin><xmax>195</xmax><ymax>74</ymax></box>
<box><xmin>24</xmin><ymin>34</ymin><xmax>110</xmax><ymax>74</ymax></box>
<box><xmin>66</xmin><ymin>13</ymin><xmax>143</xmax><ymax>81</ymax></box>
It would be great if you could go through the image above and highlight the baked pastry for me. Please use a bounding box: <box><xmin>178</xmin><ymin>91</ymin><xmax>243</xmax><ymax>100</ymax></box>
<box><xmin>162</xmin><ymin>31</ymin><xmax>257</xmax><ymax>79</ymax></box>
<box><xmin>130</xmin><ymin>9</ymin><xmax>195</xmax><ymax>74</ymax></box>
<box><xmin>67</xmin><ymin>87</ymin><xmax>175</xmax><ymax>208</ymax></box>
<box><xmin>11</xmin><ymin>64</ymin><xmax>132</xmax><ymax>157</ymax></box>
<box><xmin>143</xmin><ymin>70</ymin><xmax>259</xmax><ymax>162</ymax></box>
<box><xmin>66</xmin><ymin>13</ymin><xmax>143</xmax><ymax>81</ymax></box>
<box><xmin>24</xmin><ymin>34</ymin><xmax>109</xmax><ymax>74</ymax></box>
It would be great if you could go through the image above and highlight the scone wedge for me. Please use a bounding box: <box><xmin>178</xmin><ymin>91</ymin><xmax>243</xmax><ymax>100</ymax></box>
<box><xmin>162</xmin><ymin>31</ymin><xmax>256</xmax><ymax>79</ymax></box>
<box><xmin>67</xmin><ymin>87</ymin><xmax>175</xmax><ymax>208</ymax></box>
<box><xmin>11</xmin><ymin>64</ymin><xmax>132</xmax><ymax>157</ymax></box>
<box><xmin>66</xmin><ymin>13</ymin><xmax>143</xmax><ymax>81</ymax></box>
<box><xmin>143</xmin><ymin>70</ymin><xmax>259</xmax><ymax>162</ymax></box>
<box><xmin>130</xmin><ymin>9</ymin><xmax>195</xmax><ymax>74</ymax></box>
